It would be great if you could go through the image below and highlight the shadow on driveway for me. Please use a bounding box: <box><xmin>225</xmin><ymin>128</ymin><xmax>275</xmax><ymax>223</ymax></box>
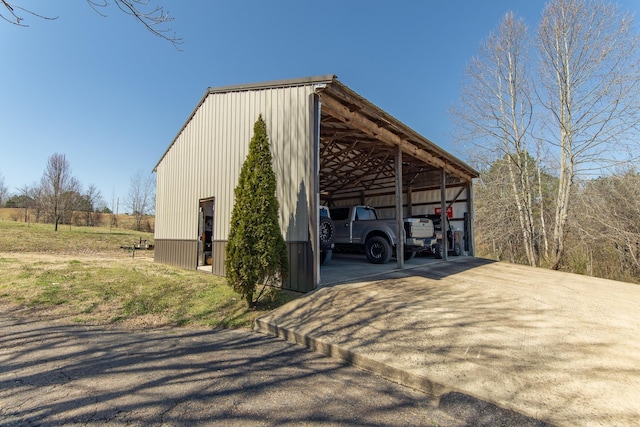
<box><xmin>1</xmin><ymin>310</ymin><xmax>466</xmax><ymax>426</ymax></box>
<box><xmin>258</xmin><ymin>257</ymin><xmax>640</xmax><ymax>426</ymax></box>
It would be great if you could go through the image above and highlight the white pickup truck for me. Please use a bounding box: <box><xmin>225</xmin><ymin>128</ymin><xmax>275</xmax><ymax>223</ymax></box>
<box><xmin>329</xmin><ymin>205</ymin><xmax>434</xmax><ymax>264</ymax></box>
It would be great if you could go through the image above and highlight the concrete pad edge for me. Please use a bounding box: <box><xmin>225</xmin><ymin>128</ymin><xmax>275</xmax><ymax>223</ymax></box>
<box><xmin>254</xmin><ymin>316</ymin><xmax>450</xmax><ymax>400</ymax></box>
<box><xmin>254</xmin><ymin>312</ymin><xmax>557</xmax><ymax>426</ymax></box>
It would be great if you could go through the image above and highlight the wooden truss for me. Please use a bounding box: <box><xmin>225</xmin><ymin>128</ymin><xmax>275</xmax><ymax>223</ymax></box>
<box><xmin>317</xmin><ymin>82</ymin><xmax>477</xmax><ymax>201</ymax></box>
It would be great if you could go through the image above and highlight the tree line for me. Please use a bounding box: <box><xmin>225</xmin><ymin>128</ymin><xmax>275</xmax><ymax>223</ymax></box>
<box><xmin>453</xmin><ymin>0</ymin><xmax>640</xmax><ymax>283</ymax></box>
<box><xmin>0</xmin><ymin>153</ymin><xmax>155</xmax><ymax>232</ymax></box>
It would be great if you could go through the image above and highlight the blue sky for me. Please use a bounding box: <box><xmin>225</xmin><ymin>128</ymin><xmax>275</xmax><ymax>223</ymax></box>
<box><xmin>1</xmin><ymin>0</ymin><xmax>638</xmax><ymax>210</ymax></box>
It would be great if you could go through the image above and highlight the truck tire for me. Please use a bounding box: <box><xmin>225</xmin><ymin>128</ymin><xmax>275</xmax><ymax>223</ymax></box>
<box><xmin>319</xmin><ymin>216</ymin><xmax>335</xmax><ymax>250</ymax></box>
<box><xmin>365</xmin><ymin>236</ymin><xmax>392</xmax><ymax>264</ymax></box>
<box><xmin>434</xmin><ymin>243</ymin><xmax>444</xmax><ymax>259</ymax></box>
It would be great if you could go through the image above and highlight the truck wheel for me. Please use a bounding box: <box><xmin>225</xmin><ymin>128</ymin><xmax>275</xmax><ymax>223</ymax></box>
<box><xmin>434</xmin><ymin>243</ymin><xmax>444</xmax><ymax>259</ymax></box>
<box><xmin>319</xmin><ymin>216</ymin><xmax>335</xmax><ymax>250</ymax></box>
<box><xmin>365</xmin><ymin>236</ymin><xmax>392</xmax><ymax>264</ymax></box>
<box><xmin>452</xmin><ymin>243</ymin><xmax>461</xmax><ymax>256</ymax></box>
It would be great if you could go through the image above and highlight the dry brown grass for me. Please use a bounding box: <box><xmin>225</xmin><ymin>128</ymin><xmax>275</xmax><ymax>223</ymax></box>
<box><xmin>0</xmin><ymin>208</ymin><xmax>155</xmax><ymax>232</ymax></box>
<box><xmin>0</xmin><ymin>221</ymin><xmax>295</xmax><ymax>329</ymax></box>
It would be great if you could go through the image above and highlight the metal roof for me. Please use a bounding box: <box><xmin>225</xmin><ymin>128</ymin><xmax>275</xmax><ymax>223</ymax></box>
<box><xmin>154</xmin><ymin>75</ymin><xmax>479</xmax><ymax>192</ymax></box>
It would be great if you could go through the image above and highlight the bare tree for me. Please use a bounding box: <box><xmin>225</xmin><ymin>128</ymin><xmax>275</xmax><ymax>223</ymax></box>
<box><xmin>537</xmin><ymin>0</ymin><xmax>640</xmax><ymax>269</ymax></box>
<box><xmin>40</xmin><ymin>153</ymin><xmax>80</xmax><ymax>231</ymax></box>
<box><xmin>452</xmin><ymin>12</ymin><xmax>540</xmax><ymax>266</ymax></box>
<box><xmin>473</xmin><ymin>159</ymin><xmax>525</xmax><ymax>264</ymax></box>
<box><xmin>85</xmin><ymin>184</ymin><xmax>104</xmax><ymax>226</ymax></box>
<box><xmin>472</xmin><ymin>153</ymin><xmax>557</xmax><ymax>265</ymax></box>
<box><xmin>0</xmin><ymin>0</ymin><xmax>182</xmax><ymax>49</ymax></box>
<box><xmin>0</xmin><ymin>169</ymin><xmax>8</xmax><ymax>207</ymax></box>
<box><xmin>61</xmin><ymin>188</ymin><xmax>83</xmax><ymax>228</ymax></box>
<box><xmin>456</xmin><ymin>1</ymin><xmax>640</xmax><ymax>272</ymax></box>
<box><xmin>75</xmin><ymin>184</ymin><xmax>104</xmax><ymax>226</ymax></box>
<box><xmin>571</xmin><ymin>170</ymin><xmax>640</xmax><ymax>282</ymax></box>
<box><xmin>17</xmin><ymin>183</ymin><xmax>41</xmax><ymax>223</ymax></box>
<box><xmin>126</xmin><ymin>170</ymin><xmax>155</xmax><ymax>231</ymax></box>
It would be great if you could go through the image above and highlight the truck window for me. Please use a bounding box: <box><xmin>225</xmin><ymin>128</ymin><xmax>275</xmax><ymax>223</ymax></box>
<box><xmin>355</xmin><ymin>206</ymin><xmax>377</xmax><ymax>220</ymax></box>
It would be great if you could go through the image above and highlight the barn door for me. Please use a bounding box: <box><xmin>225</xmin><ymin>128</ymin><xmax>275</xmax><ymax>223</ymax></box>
<box><xmin>198</xmin><ymin>206</ymin><xmax>205</xmax><ymax>266</ymax></box>
<box><xmin>197</xmin><ymin>198</ymin><xmax>215</xmax><ymax>268</ymax></box>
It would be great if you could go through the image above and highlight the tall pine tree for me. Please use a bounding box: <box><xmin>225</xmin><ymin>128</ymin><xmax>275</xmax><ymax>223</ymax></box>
<box><xmin>225</xmin><ymin>115</ymin><xmax>289</xmax><ymax>306</ymax></box>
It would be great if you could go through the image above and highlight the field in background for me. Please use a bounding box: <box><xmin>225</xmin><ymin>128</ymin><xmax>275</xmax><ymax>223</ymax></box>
<box><xmin>0</xmin><ymin>208</ymin><xmax>155</xmax><ymax>232</ymax></box>
<box><xmin>0</xmin><ymin>221</ymin><xmax>295</xmax><ymax>329</ymax></box>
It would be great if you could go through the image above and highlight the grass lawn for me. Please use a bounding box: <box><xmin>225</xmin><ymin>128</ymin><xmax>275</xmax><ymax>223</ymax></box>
<box><xmin>0</xmin><ymin>221</ymin><xmax>297</xmax><ymax>329</ymax></box>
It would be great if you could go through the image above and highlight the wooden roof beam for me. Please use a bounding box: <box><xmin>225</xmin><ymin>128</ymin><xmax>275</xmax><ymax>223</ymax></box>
<box><xmin>320</xmin><ymin>95</ymin><xmax>473</xmax><ymax>181</ymax></box>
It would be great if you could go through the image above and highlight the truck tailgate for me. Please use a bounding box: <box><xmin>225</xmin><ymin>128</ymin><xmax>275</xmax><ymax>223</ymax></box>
<box><xmin>404</xmin><ymin>218</ymin><xmax>434</xmax><ymax>238</ymax></box>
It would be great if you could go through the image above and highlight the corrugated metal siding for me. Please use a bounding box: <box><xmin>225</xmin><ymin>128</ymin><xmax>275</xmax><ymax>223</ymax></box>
<box><xmin>211</xmin><ymin>241</ymin><xmax>226</xmax><ymax>276</ymax></box>
<box><xmin>209</xmin><ymin>240</ymin><xmax>313</xmax><ymax>292</ymax></box>
<box><xmin>154</xmin><ymin>239</ymin><xmax>198</xmax><ymax>270</ymax></box>
<box><xmin>287</xmin><ymin>241</ymin><xmax>314</xmax><ymax>292</ymax></box>
<box><xmin>332</xmin><ymin>187</ymin><xmax>469</xmax><ymax>218</ymax></box>
<box><xmin>155</xmin><ymin>84</ymin><xmax>317</xmax><ymax>291</ymax></box>
<box><xmin>156</xmin><ymin>85</ymin><xmax>315</xmax><ymax>242</ymax></box>
<box><xmin>375</xmin><ymin>187</ymin><xmax>469</xmax><ymax>219</ymax></box>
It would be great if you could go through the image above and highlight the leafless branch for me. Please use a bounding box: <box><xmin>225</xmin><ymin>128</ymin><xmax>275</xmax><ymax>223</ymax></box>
<box><xmin>0</xmin><ymin>1</ymin><xmax>58</xmax><ymax>26</ymax></box>
<box><xmin>86</xmin><ymin>0</ymin><xmax>183</xmax><ymax>49</ymax></box>
<box><xmin>0</xmin><ymin>0</ymin><xmax>182</xmax><ymax>49</ymax></box>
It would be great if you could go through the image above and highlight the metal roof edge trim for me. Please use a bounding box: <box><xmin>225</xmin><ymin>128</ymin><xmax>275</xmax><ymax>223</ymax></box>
<box><xmin>207</xmin><ymin>74</ymin><xmax>337</xmax><ymax>95</ymax></box>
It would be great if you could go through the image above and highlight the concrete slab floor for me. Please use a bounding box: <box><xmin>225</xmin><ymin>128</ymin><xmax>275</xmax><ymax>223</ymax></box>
<box><xmin>257</xmin><ymin>257</ymin><xmax>640</xmax><ymax>427</ymax></box>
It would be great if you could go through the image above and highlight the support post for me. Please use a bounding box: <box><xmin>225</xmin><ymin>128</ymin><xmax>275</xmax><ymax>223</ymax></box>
<box><xmin>441</xmin><ymin>168</ymin><xmax>448</xmax><ymax>261</ymax></box>
<box><xmin>467</xmin><ymin>181</ymin><xmax>476</xmax><ymax>256</ymax></box>
<box><xmin>396</xmin><ymin>146</ymin><xmax>404</xmax><ymax>269</ymax></box>
<box><xmin>310</xmin><ymin>93</ymin><xmax>321</xmax><ymax>287</ymax></box>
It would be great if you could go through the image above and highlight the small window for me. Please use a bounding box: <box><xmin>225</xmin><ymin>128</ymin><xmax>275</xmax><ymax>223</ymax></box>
<box><xmin>355</xmin><ymin>206</ymin><xmax>377</xmax><ymax>220</ymax></box>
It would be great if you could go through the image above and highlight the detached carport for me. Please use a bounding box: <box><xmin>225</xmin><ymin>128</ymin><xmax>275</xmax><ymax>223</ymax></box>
<box><xmin>154</xmin><ymin>75</ymin><xmax>478</xmax><ymax>292</ymax></box>
<box><xmin>312</xmin><ymin>78</ymin><xmax>479</xmax><ymax>284</ymax></box>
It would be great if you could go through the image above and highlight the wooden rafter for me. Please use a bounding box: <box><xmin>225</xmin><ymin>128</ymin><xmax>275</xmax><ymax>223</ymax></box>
<box><xmin>317</xmin><ymin>85</ymin><xmax>477</xmax><ymax>198</ymax></box>
<box><xmin>320</xmin><ymin>95</ymin><xmax>474</xmax><ymax>182</ymax></box>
